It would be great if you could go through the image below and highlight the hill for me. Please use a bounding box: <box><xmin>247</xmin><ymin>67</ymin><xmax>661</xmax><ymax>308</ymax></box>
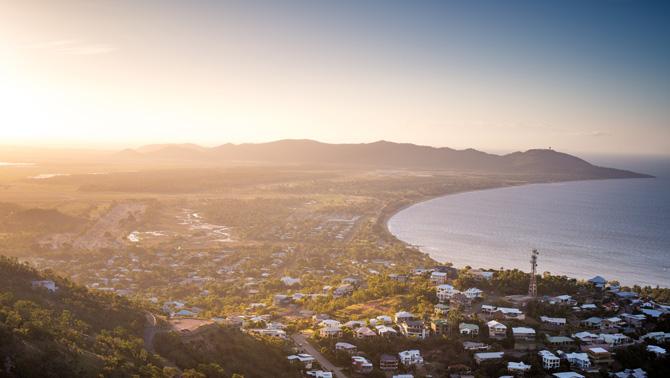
<box><xmin>119</xmin><ymin>140</ymin><xmax>651</xmax><ymax>179</ymax></box>
<box><xmin>0</xmin><ymin>257</ymin><xmax>299</xmax><ymax>378</ymax></box>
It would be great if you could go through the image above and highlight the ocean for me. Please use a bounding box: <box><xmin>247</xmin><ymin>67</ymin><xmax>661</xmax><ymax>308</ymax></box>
<box><xmin>388</xmin><ymin>157</ymin><xmax>670</xmax><ymax>287</ymax></box>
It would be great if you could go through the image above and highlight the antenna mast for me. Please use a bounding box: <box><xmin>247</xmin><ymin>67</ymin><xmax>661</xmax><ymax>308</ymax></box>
<box><xmin>528</xmin><ymin>249</ymin><xmax>539</xmax><ymax>297</ymax></box>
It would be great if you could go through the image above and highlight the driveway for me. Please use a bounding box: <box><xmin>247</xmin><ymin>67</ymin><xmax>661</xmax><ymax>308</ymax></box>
<box><xmin>291</xmin><ymin>333</ymin><xmax>348</xmax><ymax>378</ymax></box>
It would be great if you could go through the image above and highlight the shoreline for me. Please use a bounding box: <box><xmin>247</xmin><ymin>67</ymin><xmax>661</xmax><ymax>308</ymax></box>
<box><xmin>379</xmin><ymin>175</ymin><xmax>666</xmax><ymax>288</ymax></box>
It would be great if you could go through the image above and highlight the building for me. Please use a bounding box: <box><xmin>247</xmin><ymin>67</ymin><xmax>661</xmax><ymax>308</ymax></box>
<box><xmin>565</xmin><ymin>352</ymin><xmax>591</xmax><ymax>370</ymax></box>
<box><xmin>539</xmin><ymin>350</ymin><xmax>561</xmax><ymax>370</ymax></box>
<box><xmin>541</xmin><ymin>316</ymin><xmax>567</xmax><ymax>327</ymax></box>
<box><xmin>430</xmin><ymin>271</ymin><xmax>448</xmax><ymax>284</ymax></box>
<box><xmin>375</xmin><ymin>325</ymin><xmax>398</xmax><ymax>337</ymax></box>
<box><xmin>621</xmin><ymin>313</ymin><xmax>646</xmax><ymax>328</ymax></box>
<box><xmin>431</xmin><ymin>319</ymin><xmax>449</xmax><ymax>336</ymax></box>
<box><xmin>588</xmin><ymin>276</ymin><xmax>607</xmax><ymax>289</ymax></box>
<box><xmin>351</xmin><ymin>356</ymin><xmax>373</xmax><ymax>374</ymax></box>
<box><xmin>474</xmin><ymin>352</ymin><xmax>504</xmax><ymax>365</ymax></box>
<box><xmin>319</xmin><ymin>326</ymin><xmax>343</xmax><ymax>338</ymax></box>
<box><xmin>459</xmin><ymin>323</ymin><xmax>479</xmax><ymax>336</ymax></box>
<box><xmin>508</xmin><ymin>361</ymin><xmax>531</xmax><ymax>373</ymax></box>
<box><xmin>394</xmin><ymin>311</ymin><xmax>415</xmax><ymax>323</ymax></box>
<box><xmin>434</xmin><ymin>303</ymin><xmax>450</xmax><ymax>316</ymax></box>
<box><xmin>436</xmin><ymin>284</ymin><xmax>457</xmax><ymax>302</ymax></box>
<box><xmin>487</xmin><ymin>320</ymin><xmax>507</xmax><ymax>339</ymax></box>
<box><xmin>586</xmin><ymin>347</ymin><xmax>613</xmax><ymax>368</ymax></box>
<box><xmin>512</xmin><ymin>327</ymin><xmax>536</xmax><ymax>341</ymax></box>
<box><xmin>496</xmin><ymin>307</ymin><xmax>525</xmax><ymax>320</ymax></box>
<box><xmin>546</xmin><ymin>335</ymin><xmax>575</xmax><ymax>349</ymax></box>
<box><xmin>31</xmin><ymin>280</ymin><xmax>58</xmax><ymax>292</ymax></box>
<box><xmin>603</xmin><ymin>317</ymin><xmax>625</xmax><ymax>329</ymax></box>
<box><xmin>335</xmin><ymin>342</ymin><xmax>357</xmax><ymax>354</ymax></box>
<box><xmin>464</xmin><ymin>287</ymin><xmax>483</xmax><ymax>299</ymax></box>
<box><xmin>287</xmin><ymin>354</ymin><xmax>316</xmax><ymax>369</ymax></box>
<box><xmin>598</xmin><ymin>333</ymin><xmax>631</xmax><ymax>347</ymax></box>
<box><xmin>398</xmin><ymin>350</ymin><xmax>423</xmax><ymax>366</ymax></box>
<box><xmin>572</xmin><ymin>331</ymin><xmax>599</xmax><ymax>344</ymax></box>
<box><xmin>552</xmin><ymin>373</ymin><xmax>585</xmax><ymax>378</ymax></box>
<box><xmin>354</xmin><ymin>326</ymin><xmax>377</xmax><ymax>339</ymax></box>
<box><xmin>611</xmin><ymin>368</ymin><xmax>647</xmax><ymax>378</ymax></box>
<box><xmin>379</xmin><ymin>354</ymin><xmax>399</xmax><ymax>371</ymax></box>
<box><xmin>333</xmin><ymin>284</ymin><xmax>354</xmax><ymax>297</ymax></box>
<box><xmin>399</xmin><ymin>320</ymin><xmax>428</xmax><ymax>339</ymax></box>
<box><xmin>580</xmin><ymin>317</ymin><xmax>602</xmax><ymax>329</ymax></box>
<box><xmin>646</xmin><ymin>345</ymin><xmax>666</xmax><ymax>356</ymax></box>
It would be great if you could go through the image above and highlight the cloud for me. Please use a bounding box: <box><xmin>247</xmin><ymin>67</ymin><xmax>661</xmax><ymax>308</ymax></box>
<box><xmin>26</xmin><ymin>39</ymin><xmax>117</xmax><ymax>55</ymax></box>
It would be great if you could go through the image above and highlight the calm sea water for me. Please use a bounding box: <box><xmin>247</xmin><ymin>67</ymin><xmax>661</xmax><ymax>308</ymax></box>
<box><xmin>388</xmin><ymin>158</ymin><xmax>670</xmax><ymax>287</ymax></box>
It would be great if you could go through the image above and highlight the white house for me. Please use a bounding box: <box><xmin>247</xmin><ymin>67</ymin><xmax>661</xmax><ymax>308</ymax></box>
<box><xmin>459</xmin><ymin>323</ymin><xmax>479</xmax><ymax>336</ymax></box>
<box><xmin>398</xmin><ymin>350</ymin><xmax>423</xmax><ymax>366</ymax></box>
<box><xmin>497</xmin><ymin>307</ymin><xmax>525</xmax><ymax>320</ymax></box>
<box><xmin>552</xmin><ymin>373</ymin><xmax>585</xmax><ymax>378</ymax></box>
<box><xmin>540</xmin><ymin>316</ymin><xmax>567</xmax><ymax>327</ymax></box>
<box><xmin>320</xmin><ymin>326</ymin><xmax>343</xmax><ymax>338</ymax></box>
<box><xmin>375</xmin><ymin>325</ymin><xmax>398</xmax><ymax>337</ymax></box>
<box><xmin>646</xmin><ymin>345</ymin><xmax>666</xmax><ymax>356</ymax></box>
<box><xmin>598</xmin><ymin>333</ymin><xmax>631</xmax><ymax>347</ymax></box>
<box><xmin>281</xmin><ymin>276</ymin><xmax>301</xmax><ymax>286</ymax></box>
<box><xmin>354</xmin><ymin>326</ymin><xmax>377</xmax><ymax>339</ymax></box>
<box><xmin>508</xmin><ymin>361</ymin><xmax>531</xmax><ymax>373</ymax></box>
<box><xmin>565</xmin><ymin>352</ymin><xmax>591</xmax><ymax>370</ymax></box>
<box><xmin>31</xmin><ymin>280</ymin><xmax>58</xmax><ymax>292</ymax></box>
<box><xmin>487</xmin><ymin>320</ymin><xmax>507</xmax><ymax>339</ymax></box>
<box><xmin>335</xmin><ymin>342</ymin><xmax>357</xmax><ymax>354</ymax></box>
<box><xmin>572</xmin><ymin>331</ymin><xmax>599</xmax><ymax>344</ymax></box>
<box><xmin>539</xmin><ymin>350</ymin><xmax>561</xmax><ymax>370</ymax></box>
<box><xmin>436</xmin><ymin>284</ymin><xmax>457</xmax><ymax>302</ymax></box>
<box><xmin>512</xmin><ymin>327</ymin><xmax>536</xmax><ymax>341</ymax></box>
<box><xmin>464</xmin><ymin>287</ymin><xmax>483</xmax><ymax>299</ymax></box>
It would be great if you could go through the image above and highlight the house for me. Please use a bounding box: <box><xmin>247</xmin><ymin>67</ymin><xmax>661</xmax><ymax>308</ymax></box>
<box><xmin>541</xmin><ymin>316</ymin><xmax>567</xmax><ymax>327</ymax></box>
<box><xmin>280</xmin><ymin>276</ymin><xmax>301</xmax><ymax>286</ymax></box>
<box><xmin>333</xmin><ymin>284</ymin><xmax>354</xmax><ymax>297</ymax></box>
<box><xmin>31</xmin><ymin>280</ymin><xmax>58</xmax><ymax>292</ymax></box>
<box><xmin>551</xmin><ymin>295</ymin><xmax>577</xmax><ymax>306</ymax></box>
<box><xmin>469</xmin><ymin>269</ymin><xmax>494</xmax><ymax>280</ymax></box>
<box><xmin>496</xmin><ymin>307</ymin><xmax>525</xmax><ymax>320</ymax></box>
<box><xmin>611</xmin><ymin>368</ymin><xmax>647</xmax><ymax>378</ymax></box>
<box><xmin>481</xmin><ymin>304</ymin><xmax>496</xmax><ymax>314</ymax></box>
<box><xmin>351</xmin><ymin>356</ymin><xmax>373</xmax><ymax>374</ymax></box>
<box><xmin>586</xmin><ymin>347</ymin><xmax>612</xmax><ymax>368</ymax></box>
<box><xmin>463</xmin><ymin>341</ymin><xmax>490</xmax><ymax>351</ymax></box>
<box><xmin>487</xmin><ymin>320</ymin><xmax>507</xmax><ymax>339</ymax></box>
<box><xmin>430</xmin><ymin>271</ymin><xmax>448</xmax><ymax>284</ymax></box>
<box><xmin>430</xmin><ymin>319</ymin><xmax>449</xmax><ymax>336</ymax></box>
<box><xmin>459</xmin><ymin>323</ymin><xmax>479</xmax><ymax>336</ymax></box>
<box><xmin>319</xmin><ymin>326</ymin><xmax>343</xmax><ymax>338</ymax></box>
<box><xmin>335</xmin><ymin>342</ymin><xmax>357</xmax><ymax>354</ymax></box>
<box><xmin>640</xmin><ymin>331</ymin><xmax>670</xmax><ymax>343</ymax></box>
<box><xmin>580</xmin><ymin>303</ymin><xmax>598</xmax><ymax>311</ymax></box>
<box><xmin>306</xmin><ymin>370</ymin><xmax>332</xmax><ymax>378</ymax></box>
<box><xmin>379</xmin><ymin>354</ymin><xmax>399</xmax><ymax>371</ymax></box>
<box><xmin>474</xmin><ymin>352</ymin><xmax>504</xmax><ymax>365</ymax></box>
<box><xmin>436</xmin><ymin>284</ymin><xmax>457</xmax><ymax>302</ymax></box>
<box><xmin>399</xmin><ymin>320</ymin><xmax>428</xmax><ymax>339</ymax></box>
<box><xmin>394</xmin><ymin>311</ymin><xmax>415</xmax><ymax>323</ymax></box>
<box><xmin>274</xmin><ymin>294</ymin><xmax>291</xmax><ymax>306</ymax></box>
<box><xmin>512</xmin><ymin>327</ymin><xmax>536</xmax><ymax>341</ymax></box>
<box><xmin>546</xmin><ymin>335</ymin><xmax>575</xmax><ymax>348</ymax></box>
<box><xmin>450</xmin><ymin>292</ymin><xmax>472</xmax><ymax>308</ymax></box>
<box><xmin>573</xmin><ymin>331</ymin><xmax>600</xmax><ymax>344</ymax></box>
<box><xmin>598</xmin><ymin>333</ymin><xmax>631</xmax><ymax>347</ymax></box>
<box><xmin>376</xmin><ymin>325</ymin><xmax>398</xmax><ymax>337</ymax></box>
<box><xmin>434</xmin><ymin>303</ymin><xmax>450</xmax><ymax>316</ymax></box>
<box><xmin>343</xmin><ymin>320</ymin><xmax>365</xmax><ymax>329</ymax></box>
<box><xmin>588</xmin><ymin>276</ymin><xmax>607</xmax><ymax>288</ymax></box>
<box><xmin>398</xmin><ymin>350</ymin><xmax>423</xmax><ymax>366</ymax></box>
<box><xmin>354</xmin><ymin>326</ymin><xmax>377</xmax><ymax>339</ymax></box>
<box><xmin>287</xmin><ymin>354</ymin><xmax>316</xmax><ymax>368</ymax></box>
<box><xmin>565</xmin><ymin>352</ymin><xmax>591</xmax><ymax>370</ymax></box>
<box><xmin>508</xmin><ymin>361</ymin><xmax>531</xmax><ymax>374</ymax></box>
<box><xmin>603</xmin><ymin>316</ymin><xmax>625</xmax><ymax>329</ymax></box>
<box><xmin>641</xmin><ymin>308</ymin><xmax>664</xmax><ymax>318</ymax></box>
<box><xmin>539</xmin><ymin>350</ymin><xmax>560</xmax><ymax>370</ymax></box>
<box><xmin>646</xmin><ymin>345</ymin><xmax>666</xmax><ymax>356</ymax></box>
<box><xmin>464</xmin><ymin>287</ymin><xmax>483</xmax><ymax>299</ymax></box>
<box><xmin>552</xmin><ymin>373</ymin><xmax>585</xmax><ymax>378</ymax></box>
<box><xmin>375</xmin><ymin>315</ymin><xmax>393</xmax><ymax>324</ymax></box>
<box><xmin>319</xmin><ymin>319</ymin><xmax>342</xmax><ymax>328</ymax></box>
<box><xmin>621</xmin><ymin>313</ymin><xmax>646</xmax><ymax>328</ymax></box>
<box><xmin>581</xmin><ymin>316</ymin><xmax>602</xmax><ymax>329</ymax></box>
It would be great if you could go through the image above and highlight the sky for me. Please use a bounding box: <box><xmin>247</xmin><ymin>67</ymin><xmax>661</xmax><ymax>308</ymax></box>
<box><xmin>0</xmin><ymin>0</ymin><xmax>668</xmax><ymax>155</ymax></box>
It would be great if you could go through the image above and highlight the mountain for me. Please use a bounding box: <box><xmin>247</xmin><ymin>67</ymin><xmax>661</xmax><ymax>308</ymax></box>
<box><xmin>119</xmin><ymin>140</ymin><xmax>651</xmax><ymax>178</ymax></box>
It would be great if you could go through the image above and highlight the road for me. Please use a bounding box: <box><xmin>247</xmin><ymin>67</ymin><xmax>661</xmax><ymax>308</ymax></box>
<box><xmin>291</xmin><ymin>333</ymin><xmax>348</xmax><ymax>378</ymax></box>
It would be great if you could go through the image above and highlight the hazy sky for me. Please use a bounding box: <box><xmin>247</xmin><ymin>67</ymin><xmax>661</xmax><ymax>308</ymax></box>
<box><xmin>1</xmin><ymin>0</ymin><xmax>668</xmax><ymax>155</ymax></box>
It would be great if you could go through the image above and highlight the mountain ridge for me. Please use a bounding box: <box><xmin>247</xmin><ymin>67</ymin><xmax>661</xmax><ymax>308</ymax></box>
<box><xmin>116</xmin><ymin>139</ymin><xmax>652</xmax><ymax>179</ymax></box>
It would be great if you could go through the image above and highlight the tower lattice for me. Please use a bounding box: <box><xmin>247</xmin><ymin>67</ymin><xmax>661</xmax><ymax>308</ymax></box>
<box><xmin>528</xmin><ymin>249</ymin><xmax>539</xmax><ymax>297</ymax></box>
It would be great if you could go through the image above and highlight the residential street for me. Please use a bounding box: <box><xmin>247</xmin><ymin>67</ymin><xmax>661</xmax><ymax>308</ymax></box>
<box><xmin>291</xmin><ymin>333</ymin><xmax>349</xmax><ymax>378</ymax></box>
